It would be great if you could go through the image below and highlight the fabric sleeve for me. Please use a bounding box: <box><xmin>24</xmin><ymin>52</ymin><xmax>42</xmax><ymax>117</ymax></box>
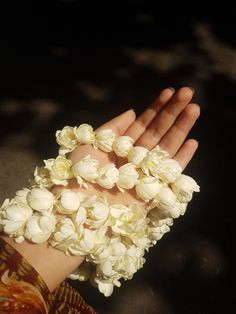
<box><xmin>0</xmin><ymin>237</ymin><xmax>97</xmax><ymax>314</ymax></box>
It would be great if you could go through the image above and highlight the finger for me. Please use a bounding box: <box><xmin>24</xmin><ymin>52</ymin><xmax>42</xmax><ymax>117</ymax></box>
<box><xmin>158</xmin><ymin>103</ymin><xmax>200</xmax><ymax>156</ymax></box>
<box><xmin>95</xmin><ymin>109</ymin><xmax>136</xmax><ymax>136</ymax></box>
<box><xmin>174</xmin><ymin>139</ymin><xmax>198</xmax><ymax>169</ymax></box>
<box><xmin>135</xmin><ymin>87</ymin><xmax>194</xmax><ymax>149</ymax></box>
<box><xmin>125</xmin><ymin>88</ymin><xmax>175</xmax><ymax>141</ymax></box>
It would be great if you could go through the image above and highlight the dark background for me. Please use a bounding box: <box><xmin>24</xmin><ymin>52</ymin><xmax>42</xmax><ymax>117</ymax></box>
<box><xmin>0</xmin><ymin>2</ymin><xmax>235</xmax><ymax>313</ymax></box>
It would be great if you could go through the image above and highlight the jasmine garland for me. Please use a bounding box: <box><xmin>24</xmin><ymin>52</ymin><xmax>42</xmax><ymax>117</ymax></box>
<box><xmin>0</xmin><ymin>124</ymin><xmax>200</xmax><ymax>296</ymax></box>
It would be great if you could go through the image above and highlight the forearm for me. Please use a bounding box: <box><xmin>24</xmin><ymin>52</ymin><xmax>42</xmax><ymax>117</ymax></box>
<box><xmin>0</xmin><ymin>235</ymin><xmax>84</xmax><ymax>292</ymax></box>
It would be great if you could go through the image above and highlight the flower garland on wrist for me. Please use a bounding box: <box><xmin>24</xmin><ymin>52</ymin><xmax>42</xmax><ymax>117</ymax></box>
<box><xmin>0</xmin><ymin>124</ymin><xmax>200</xmax><ymax>297</ymax></box>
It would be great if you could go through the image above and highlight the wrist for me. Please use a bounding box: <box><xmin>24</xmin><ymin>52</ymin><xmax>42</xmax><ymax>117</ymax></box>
<box><xmin>0</xmin><ymin>235</ymin><xmax>84</xmax><ymax>292</ymax></box>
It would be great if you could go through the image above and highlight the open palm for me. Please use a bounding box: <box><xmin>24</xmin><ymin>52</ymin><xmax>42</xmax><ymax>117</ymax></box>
<box><xmin>67</xmin><ymin>87</ymin><xmax>200</xmax><ymax>206</ymax></box>
<box><xmin>0</xmin><ymin>87</ymin><xmax>201</xmax><ymax>293</ymax></box>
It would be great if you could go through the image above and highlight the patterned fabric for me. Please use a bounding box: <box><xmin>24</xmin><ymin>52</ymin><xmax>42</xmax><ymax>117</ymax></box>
<box><xmin>0</xmin><ymin>238</ymin><xmax>97</xmax><ymax>314</ymax></box>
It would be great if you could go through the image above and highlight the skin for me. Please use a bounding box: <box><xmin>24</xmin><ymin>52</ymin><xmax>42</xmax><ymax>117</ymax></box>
<box><xmin>1</xmin><ymin>86</ymin><xmax>200</xmax><ymax>292</ymax></box>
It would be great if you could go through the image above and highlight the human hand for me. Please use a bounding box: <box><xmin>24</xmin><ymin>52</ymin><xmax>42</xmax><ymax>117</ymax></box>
<box><xmin>66</xmin><ymin>86</ymin><xmax>200</xmax><ymax>206</ymax></box>
<box><xmin>1</xmin><ymin>87</ymin><xmax>200</xmax><ymax>293</ymax></box>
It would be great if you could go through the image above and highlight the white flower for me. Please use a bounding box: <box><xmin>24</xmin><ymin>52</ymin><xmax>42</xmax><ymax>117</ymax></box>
<box><xmin>168</xmin><ymin>200</ymin><xmax>188</xmax><ymax>218</ymax></box>
<box><xmin>109</xmin><ymin>241</ymin><xmax>127</xmax><ymax>256</ymax></box>
<box><xmin>148</xmin><ymin>224</ymin><xmax>171</xmax><ymax>242</ymax></box>
<box><xmin>152</xmin><ymin>158</ymin><xmax>182</xmax><ymax>183</ymax></box>
<box><xmin>176</xmin><ymin>201</ymin><xmax>188</xmax><ymax>216</ymax></box>
<box><xmin>56</xmin><ymin>126</ymin><xmax>77</xmax><ymax>154</ymax></box>
<box><xmin>74</xmin><ymin>124</ymin><xmax>95</xmax><ymax>144</ymax></box>
<box><xmin>135</xmin><ymin>176</ymin><xmax>161</xmax><ymax>201</ymax></box>
<box><xmin>130</xmin><ymin>227</ymin><xmax>150</xmax><ymax>249</ymax></box>
<box><xmin>50</xmin><ymin>218</ymin><xmax>79</xmax><ymax>253</ymax></box>
<box><xmin>110</xmin><ymin>203</ymin><xmax>147</xmax><ymax>236</ymax></box>
<box><xmin>14</xmin><ymin>188</ymin><xmax>30</xmax><ymax>204</ymax></box>
<box><xmin>128</xmin><ymin>146</ymin><xmax>148</xmax><ymax>166</ymax></box>
<box><xmin>0</xmin><ymin>202</ymin><xmax>32</xmax><ymax>237</ymax></box>
<box><xmin>98</xmin><ymin>260</ymin><xmax>113</xmax><ymax>277</ymax></box>
<box><xmin>45</xmin><ymin>156</ymin><xmax>73</xmax><ymax>186</ymax></box>
<box><xmin>95</xmin><ymin>163</ymin><xmax>119</xmax><ymax>189</ymax></box>
<box><xmin>72</xmin><ymin>155</ymin><xmax>99</xmax><ymax>182</ymax></box>
<box><xmin>33</xmin><ymin>166</ymin><xmax>52</xmax><ymax>188</ymax></box>
<box><xmin>85</xmin><ymin>227</ymin><xmax>110</xmax><ymax>263</ymax></box>
<box><xmin>94</xmin><ymin>129</ymin><xmax>116</xmax><ymax>152</ymax></box>
<box><xmin>147</xmin><ymin>210</ymin><xmax>173</xmax><ymax>243</ymax></box>
<box><xmin>117</xmin><ymin>163</ymin><xmax>139</xmax><ymax>190</ymax></box>
<box><xmin>148</xmin><ymin>209</ymin><xmax>174</xmax><ymax>226</ymax></box>
<box><xmin>69</xmin><ymin>262</ymin><xmax>92</xmax><ymax>281</ymax></box>
<box><xmin>90</xmin><ymin>237</ymin><xmax>147</xmax><ymax>296</ymax></box>
<box><xmin>56</xmin><ymin>190</ymin><xmax>81</xmax><ymax>214</ymax></box>
<box><xmin>96</xmin><ymin>281</ymin><xmax>114</xmax><ymax>297</ymax></box>
<box><xmin>27</xmin><ymin>188</ymin><xmax>55</xmax><ymax>212</ymax></box>
<box><xmin>151</xmin><ymin>187</ymin><xmax>177</xmax><ymax>214</ymax></box>
<box><xmin>74</xmin><ymin>206</ymin><xmax>87</xmax><ymax>226</ymax></box>
<box><xmin>69</xmin><ymin>228</ymin><xmax>95</xmax><ymax>255</ymax></box>
<box><xmin>151</xmin><ymin>145</ymin><xmax>169</xmax><ymax>159</ymax></box>
<box><xmin>140</xmin><ymin>146</ymin><xmax>170</xmax><ymax>177</ymax></box>
<box><xmin>110</xmin><ymin>204</ymin><xmax>130</xmax><ymax>220</ymax></box>
<box><xmin>80</xmin><ymin>196</ymin><xmax>109</xmax><ymax>228</ymax></box>
<box><xmin>110</xmin><ymin>245</ymin><xmax>145</xmax><ymax>277</ymax></box>
<box><xmin>25</xmin><ymin>212</ymin><xmax>56</xmax><ymax>243</ymax></box>
<box><xmin>53</xmin><ymin>218</ymin><xmax>78</xmax><ymax>242</ymax></box>
<box><xmin>140</xmin><ymin>151</ymin><xmax>162</xmax><ymax>176</ymax></box>
<box><xmin>171</xmin><ymin>174</ymin><xmax>200</xmax><ymax>202</ymax></box>
<box><xmin>113</xmin><ymin>136</ymin><xmax>134</xmax><ymax>157</ymax></box>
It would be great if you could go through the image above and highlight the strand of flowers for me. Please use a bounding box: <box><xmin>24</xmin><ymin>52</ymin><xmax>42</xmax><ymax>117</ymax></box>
<box><xmin>0</xmin><ymin>123</ymin><xmax>200</xmax><ymax>297</ymax></box>
<box><xmin>55</xmin><ymin>123</ymin><xmax>172</xmax><ymax>157</ymax></box>
<box><xmin>0</xmin><ymin>182</ymin><xmax>194</xmax><ymax>297</ymax></box>
<box><xmin>33</xmin><ymin>150</ymin><xmax>196</xmax><ymax>210</ymax></box>
<box><xmin>53</xmin><ymin>124</ymin><xmax>197</xmax><ymax>201</ymax></box>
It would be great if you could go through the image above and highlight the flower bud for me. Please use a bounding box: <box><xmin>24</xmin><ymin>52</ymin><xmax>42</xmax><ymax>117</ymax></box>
<box><xmin>50</xmin><ymin>218</ymin><xmax>79</xmax><ymax>252</ymax></box>
<box><xmin>152</xmin><ymin>158</ymin><xmax>182</xmax><ymax>183</ymax></box>
<box><xmin>113</xmin><ymin>136</ymin><xmax>134</xmax><ymax>157</ymax></box>
<box><xmin>33</xmin><ymin>166</ymin><xmax>52</xmax><ymax>188</ymax></box>
<box><xmin>27</xmin><ymin>188</ymin><xmax>55</xmax><ymax>212</ymax></box>
<box><xmin>81</xmin><ymin>196</ymin><xmax>110</xmax><ymax>228</ymax></box>
<box><xmin>56</xmin><ymin>126</ymin><xmax>77</xmax><ymax>154</ymax></box>
<box><xmin>97</xmin><ymin>281</ymin><xmax>114</xmax><ymax>297</ymax></box>
<box><xmin>154</xmin><ymin>187</ymin><xmax>176</xmax><ymax>212</ymax></box>
<box><xmin>135</xmin><ymin>176</ymin><xmax>161</xmax><ymax>201</ymax></box>
<box><xmin>1</xmin><ymin>202</ymin><xmax>33</xmax><ymax>235</ymax></box>
<box><xmin>117</xmin><ymin>163</ymin><xmax>139</xmax><ymax>190</ymax></box>
<box><xmin>73</xmin><ymin>155</ymin><xmax>99</xmax><ymax>181</ymax></box>
<box><xmin>74</xmin><ymin>206</ymin><xmax>87</xmax><ymax>226</ymax></box>
<box><xmin>69</xmin><ymin>228</ymin><xmax>95</xmax><ymax>255</ymax></box>
<box><xmin>25</xmin><ymin>212</ymin><xmax>56</xmax><ymax>243</ymax></box>
<box><xmin>128</xmin><ymin>146</ymin><xmax>148</xmax><ymax>166</ymax></box>
<box><xmin>109</xmin><ymin>242</ymin><xmax>126</xmax><ymax>256</ymax></box>
<box><xmin>98</xmin><ymin>260</ymin><xmax>113</xmax><ymax>277</ymax></box>
<box><xmin>148</xmin><ymin>224</ymin><xmax>171</xmax><ymax>241</ymax></box>
<box><xmin>94</xmin><ymin>129</ymin><xmax>116</xmax><ymax>152</ymax></box>
<box><xmin>151</xmin><ymin>145</ymin><xmax>169</xmax><ymax>158</ymax></box>
<box><xmin>45</xmin><ymin>156</ymin><xmax>72</xmax><ymax>186</ymax></box>
<box><xmin>57</xmin><ymin>190</ymin><xmax>81</xmax><ymax>214</ymax></box>
<box><xmin>96</xmin><ymin>163</ymin><xmax>119</xmax><ymax>189</ymax></box>
<box><xmin>15</xmin><ymin>188</ymin><xmax>30</xmax><ymax>204</ymax></box>
<box><xmin>171</xmin><ymin>174</ymin><xmax>200</xmax><ymax>202</ymax></box>
<box><xmin>140</xmin><ymin>151</ymin><xmax>161</xmax><ymax>176</ymax></box>
<box><xmin>74</xmin><ymin>124</ymin><xmax>95</xmax><ymax>144</ymax></box>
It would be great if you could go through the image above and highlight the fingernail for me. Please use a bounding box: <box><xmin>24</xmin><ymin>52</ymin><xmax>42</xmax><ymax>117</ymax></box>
<box><xmin>167</xmin><ymin>87</ymin><xmax>175</xmax><ymax>93</ymax></box>
<box><xmin>190</xmin><ymin>87</ymin><xmax>195</xmax><ymax>94</ymax></box>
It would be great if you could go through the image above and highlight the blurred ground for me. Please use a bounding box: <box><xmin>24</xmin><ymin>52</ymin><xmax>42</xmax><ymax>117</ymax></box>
<box><xmin>0</xmin><ymin>3</ymin><xmax>235</xmax><ymax>314</ymax></box>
